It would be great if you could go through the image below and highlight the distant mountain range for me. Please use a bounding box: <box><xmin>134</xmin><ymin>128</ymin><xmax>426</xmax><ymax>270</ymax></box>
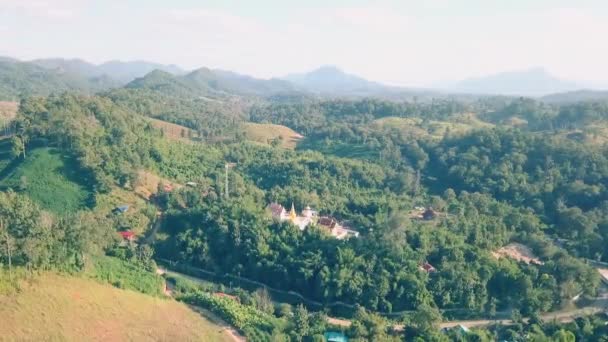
<box><xmin>30</xmin><ymin>58</ymin><xmax>185</xmax><ymax>83</ymax></box>
<box><xmin>126</xmin><ymin>67</ymin><xmax>296</xmax><ymax>97</ymax></box>
<box><xmin>284</xmin><ymin>65</ymin><xmax>389</xmax><ymax>95</ymax></box>
<box><xmin>283</xmin><ymin>65</ymin><xmax>439</xmax><ymax>99</ymax></box>
<box><xmin>0</xmin><ymin>56</ymin><xmax>607</xmax><ymax>100</ymax></box>
<box><xmin>444</xmin><ymin>67</ymin><xmax>587</xmax><ymax>96</ymax></box>
<box><xmin>0</xmin><ymin>58</ymin><xmax>119</xmax><ymax>100</ymax></box>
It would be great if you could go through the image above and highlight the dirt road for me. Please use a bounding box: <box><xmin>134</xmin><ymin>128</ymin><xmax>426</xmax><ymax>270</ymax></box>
<box><xmin>189</xmin><ymin>305</ymin><xmax>246</xmax><ymax>342</ymax></box>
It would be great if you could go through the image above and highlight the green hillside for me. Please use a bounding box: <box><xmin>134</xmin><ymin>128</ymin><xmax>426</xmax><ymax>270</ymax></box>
<box><xmin>0</xmin><ymin>144</ymin><xmax>93</xmax><ymax>214</ymax></box>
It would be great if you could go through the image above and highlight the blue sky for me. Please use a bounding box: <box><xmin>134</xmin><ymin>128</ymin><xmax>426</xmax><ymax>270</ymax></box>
<box><xmin>1</xmin><ymin>0</ymin><xmax>607</xmax><ymax>86</ymax></box>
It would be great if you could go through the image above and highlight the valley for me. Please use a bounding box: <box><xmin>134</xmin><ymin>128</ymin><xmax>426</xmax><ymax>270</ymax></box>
<box><xmin>1</xmin><ymin>44</ymin><xmax>608</xmax><ymax>342</ymax></box>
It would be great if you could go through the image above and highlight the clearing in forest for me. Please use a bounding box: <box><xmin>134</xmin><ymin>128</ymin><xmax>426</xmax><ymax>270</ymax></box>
<box><xmin>492</xmin><ymin>243</ymin><xmax>543</xmax><ymax>265</ymax></box>
<box><xmin>243</xmin><ymin>122</ymin><xmax>303</xmax><ymax>149</ymax></box>
<box><xmin>371</xmin><ymin>114</ymin><xmax>494</xmax><ymax>140</ymax></box>
<box><xmin>0</xmin><ymin>101</ymin><xmax>18</xmax><ymax>121</ymax></box>
<box><xmin>0</xmin><ymin>273</ymin><xmax>232</xmax><ymax>342</ymax></box>
<box><xmin>149</xmin><ymin>117</ymin><xmax>196</xmax><ymax>142</ymax></box>
<box><xmin>134</xmin><ymin>170</ymin><xmax>182</xmax><ymax>200</ymax></box>
<box><xmin>0</xmin><ymin>146</ymin><xmax>93</xmax><ymax>214</ymax></box>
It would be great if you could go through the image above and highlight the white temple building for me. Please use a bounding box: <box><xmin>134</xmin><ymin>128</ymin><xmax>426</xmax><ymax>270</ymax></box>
<box><xmin>268</xmin><ymin>203</ymin><xmax>358</xmax><ymax>239</ymax></box>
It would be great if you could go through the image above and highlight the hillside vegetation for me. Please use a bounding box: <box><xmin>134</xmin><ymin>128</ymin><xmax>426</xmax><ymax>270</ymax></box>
<box><xmin>0</xmin><ymin>273</ymin><xmax>231</xmax><ymax>342</ymax></box>
<box><xmin>0</xmin><ymin>146</ymin><xmax>93</xmax><ymax>214</ymax></box>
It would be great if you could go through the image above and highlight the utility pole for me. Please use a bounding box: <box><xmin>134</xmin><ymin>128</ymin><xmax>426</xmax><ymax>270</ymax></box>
<box><xmin>413</xmin><ymin>169</ymin><xmax>421</xmax><ymax>195</ymax></box>
<box><xmin>1</xmin><ymin>219</ymin><xmax>12</xmax><ymax>281</ymax></box>
<box><xmin>224</xmin><ymin>162</ymin><xmax>236</xmax><ymax>199</ymax></box>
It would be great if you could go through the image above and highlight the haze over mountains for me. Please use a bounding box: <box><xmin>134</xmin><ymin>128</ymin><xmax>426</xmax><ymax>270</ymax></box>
<box><xmin>30</xmin><ymin>58</ymin><xmax>185</xmax><ymax>83</ymax></box>
<box><xmin>1</xmin><ymin>56</ymin><xmax>607</xmax><ymax>101</ymax></box>
<box><xmin>445</xmin><ymin>67</ymin><xmax>584</xmax><ymax>96</ymax></box>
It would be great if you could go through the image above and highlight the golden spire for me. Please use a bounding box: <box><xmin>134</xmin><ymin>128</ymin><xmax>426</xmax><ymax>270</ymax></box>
<box><xmin>289</xmin><ymin>202</ymin><xmax>297</xmax><ymax>222</ymax></box>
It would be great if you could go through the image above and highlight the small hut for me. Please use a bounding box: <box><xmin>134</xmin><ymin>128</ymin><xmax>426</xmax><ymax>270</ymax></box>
<box><xmin>324</xmin><ymin>332</ymin><xmax>348</xmax><ymax>342</ymax></box>
<box><xmin>113</xmin><ymin>205</ymin><xmax>130</xmax><ymax>214</ymax></box>
<box><xmin>422</xmin><ymin>207</ymin><xmax>437</xmax><ymax>220</ymax></box>
<box><xmin>419</xmin><ymin>262</ymin><xmax>437</xmax><ymax>273</ymax></box>
<box><xmin>118</xmin><ymin>230</ymin><xmax>135</xmax><ymax>241</ymax></box>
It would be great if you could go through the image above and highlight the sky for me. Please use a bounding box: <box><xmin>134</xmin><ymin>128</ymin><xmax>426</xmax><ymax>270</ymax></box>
<box><xmin>1</xmin><ymin>0</ymin><xmax>608</xmax><ymax>87</ymax></box>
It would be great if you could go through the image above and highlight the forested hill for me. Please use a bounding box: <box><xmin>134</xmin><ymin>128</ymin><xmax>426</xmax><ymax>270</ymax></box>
<box><xmin>127</xmin><ymin>67</ymin><xmax>299</xmax><ymax>97</ymax></box>
<box><xmin>31</xmin><ymin>58</ymin><xmax>185</xmax><ymax>83</ymax></box>
<box><xmin>0</xmin><ymin>59</ymin><xmax>120</xmax><ymax>100</ymax></box>
<box><xmin>541</xmin><ymin>89</ymin><xmax>608</xmax><ymax>104</ymax></box>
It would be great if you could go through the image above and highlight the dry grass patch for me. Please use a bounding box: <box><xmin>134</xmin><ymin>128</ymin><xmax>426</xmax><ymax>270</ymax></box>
<box><xmin>134</xmin><ymin>170</ymin><xmax>182</xmax><ymax>200</ymax></box>
<box><xmin>243</xmin><ymin>122</ymin><xmax>303</xmax><ymax>149</ymax></box>
<box><xmin>0</xmin><ymin>273</ymin><xmax>232</xmax><ymax>342</ymax></box>
<box><xmin>0</xmin><ymin>101</ymin><xmax>18</xmax><ymax>121</ymax></box>
<box><xmin>149</xmin><ymin>118</ymin><xmax>196</xmax><ymax>142</ymax></box>
<box><xmin>492</xmin><ymin>243</ymin><xmax>543</xmax><ymax>265</ymax></box>
<box><xmin>371</xmin><ymin>114</ymin><xmax>494</xmax><ymax>140</ymax></box>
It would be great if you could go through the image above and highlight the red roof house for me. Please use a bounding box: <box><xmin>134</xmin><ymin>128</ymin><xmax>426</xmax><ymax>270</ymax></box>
<box><xmin>268</xmin><ymin>203</ymin><xmax>286</xmax><ymax>218</ymax></box>
<box><xmin>318</xmin><ymin>216</ymin><xmax>338</xmax><ymax>229</ymax></box>
<box><xmin>118</xmin><ymin>231</ymin><xmax>136</xmax><ymax>241</ymax></box>
<box><xmin>214</xmin><ymin>292</ymin><xmax>239</xmax><ymax>302</ymax></box>
<box><xmin>419</xmin><ymin>262</ymin><xmax>437</xmax><ymax>273</ymax></box>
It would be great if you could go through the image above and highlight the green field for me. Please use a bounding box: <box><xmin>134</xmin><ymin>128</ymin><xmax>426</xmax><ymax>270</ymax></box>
<box><xmin>0</xmin><ymin>143</ymin><xmax>93</xmax><ymax>214</ymax></box>
<box><xmin>0</xmin><ymin>272</ymin><xmax>232</xmax><ymax>342</ymax></box>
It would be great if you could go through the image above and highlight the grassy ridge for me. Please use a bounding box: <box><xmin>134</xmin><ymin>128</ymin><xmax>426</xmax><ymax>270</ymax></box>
<box><xmin>243</xmin><ymin>122</ymin><xmax>303</xmax><ymax>149</ymax></box>
<box><xmin>0</xmin><ymin>272</ymin><xmax>232</xmax><ymax>342</ymax></box>
<box><xmin>371</xmin><ymin>114</ymin><xmax>494</xmax><ymax>140</ymax></box>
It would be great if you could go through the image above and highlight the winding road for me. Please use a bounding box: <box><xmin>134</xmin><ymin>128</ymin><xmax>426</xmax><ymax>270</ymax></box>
<box><xmin>160</xmin><ymin>266</ymin><xmax>608</xmax><ymax>331</ymax></box>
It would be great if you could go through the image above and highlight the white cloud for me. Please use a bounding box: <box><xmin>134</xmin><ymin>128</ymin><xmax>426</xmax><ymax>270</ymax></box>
<box><xmin>0</xmin><ymin>0</ymin><xmax>84</xmax><ymax>18</ymax></box>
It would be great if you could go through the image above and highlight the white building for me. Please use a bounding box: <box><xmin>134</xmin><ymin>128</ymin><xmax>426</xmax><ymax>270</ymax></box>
<box><xmin>268</xmin><ymin>203</ymin><xmax>358</xmax><ymax>240</ymax></box>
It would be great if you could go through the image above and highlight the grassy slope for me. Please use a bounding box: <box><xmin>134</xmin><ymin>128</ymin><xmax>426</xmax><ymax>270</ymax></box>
<box><xmin>0</xmin><ymin>101</ymin><xmax>18</xmax><ymax>121</ymax></box>
<box><xmin>149</xmin><ymin>117</ymin><xmax>304</xmax><ymax>149</ymax></box>
<box><xmin>371</xmin><ymin>114</ymin><xmax>494</xmax><ymax>140</ymax></box>
<box><xmin>550</xmin><ymin>123</ymin><xmax>608</xmax><ymax>147</ymax></box>
<box><xmin>243</xmin><ymin>122</ymin><xmax>303</xmax><ymax>149</ymax></box>
<box><xmin>0</xmin><ymin>144</ymin><xmax>93</xmax><ymax>214</ymax></box>
<box><xmin>0</xmin><ymin>273</ymin><xmax>232</xmax><ymax>342</ymax></box>
<box><xmin>149</xmin><ymin>117</ymin><xmax>196</xmax><ymax>143</ymax></box>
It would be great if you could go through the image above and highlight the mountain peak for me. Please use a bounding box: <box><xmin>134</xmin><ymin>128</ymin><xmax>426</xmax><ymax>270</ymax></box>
<box><xmin>284</xmin><ymin>65</ymin><xmax>388</xmax><ymax>95</ymax></box>
<box><xmin>312</xmin><ymin>65</ymin><xmax>344</xmax><ymax>74</ymax></box>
